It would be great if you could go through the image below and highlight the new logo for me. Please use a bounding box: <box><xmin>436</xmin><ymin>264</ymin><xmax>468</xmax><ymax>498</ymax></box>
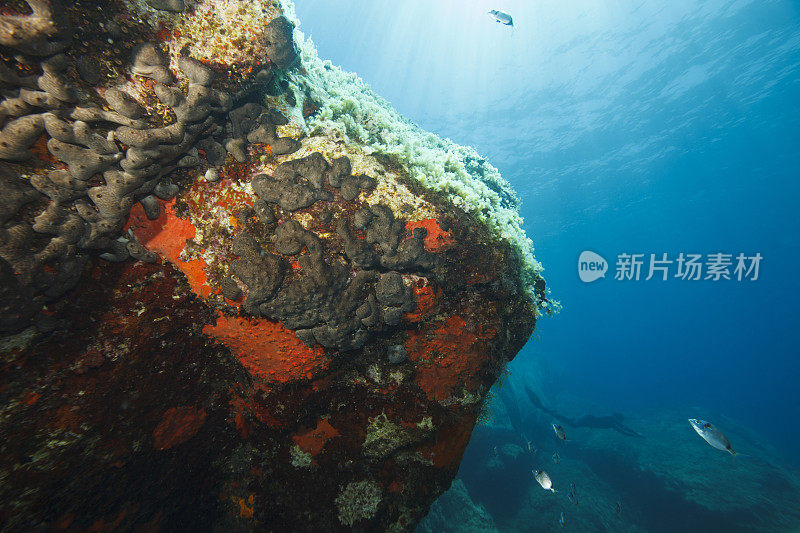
<box><xmin>578</xmin><ymin>251</ymin><xmax>607</xmax><ymax>283</ymax></box>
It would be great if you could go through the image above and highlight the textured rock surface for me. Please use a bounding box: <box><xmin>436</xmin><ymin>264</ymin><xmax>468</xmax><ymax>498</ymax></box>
<box><xmin>0</xmin><ymin>0</ymin><xmax>549</xmax><ymax>531</ymax></box>
<box><xmin>417</xmin><ymin>479</ymin><xmax>498</xmax><ymax>533</ymax></box>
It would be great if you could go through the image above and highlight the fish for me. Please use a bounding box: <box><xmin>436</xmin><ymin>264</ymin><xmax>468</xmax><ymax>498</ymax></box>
<box><xmin>552</xmin><ymin>451</ymin><xmax>560</xmax><ymax>464</ymax></box>
<box><xmin>559</xmin><ymin>511</ymin><xmax>566</xmax><ymax>528</ymax></box>
<box><xmin>533</xmin><ymin>469</ymin><xmax>556</xmax><ymax>492</ymax></box>
<box><xmin>569</xmin><ymin>482</ymin><xmax>576</xmax><ymax>493</ymax></box>
<box><xmin>553</xmin><ymin>423</ymin><xmax>568</xmax><ymax>441</ymax></box>
<box><xmin>488</xmin><ymin>9</ymin><xmax>514</xmax><ymax>27</ymax></box>
<box><xmin>688</xmin><ymin>419</ymin><xmax>738</xmax><ymax>456</ymax></box>
<box><xmin>616</xmin><ymin>500</ymin><xmax>622</xmax><ymax>515</ymax></box>
<box><xmin>526</xmin><ymin>440</ymin><xmax>537</xmax><ymax>454</ymax></box>
<box><xmin>567</xmin><ymin>490</ymin><xmax>579</xmax><ymax>506</ymax></box>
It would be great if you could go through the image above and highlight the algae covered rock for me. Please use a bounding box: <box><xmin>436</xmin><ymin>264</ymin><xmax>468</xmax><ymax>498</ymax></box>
<box><xmin>0</xmin><ymin>0</ymin><xmax>550</xmax><ymax>531</ymax></box>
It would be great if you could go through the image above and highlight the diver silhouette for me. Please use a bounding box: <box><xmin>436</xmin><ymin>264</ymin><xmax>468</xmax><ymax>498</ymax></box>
<box><xmin>524</xmin><ymin>385</ymin><xmax>644</xmax><ymax>438</ymax></box>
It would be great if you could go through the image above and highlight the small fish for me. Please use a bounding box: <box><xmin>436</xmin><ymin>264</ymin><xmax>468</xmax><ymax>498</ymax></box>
<box><xmin>488</xmin><ymin>9</ymin><xmax>514</xmax><ymax>27</ymax></box>
<box><xmin>688</xmin><ymin>419</ymin><xmax>738</xmax><ymax>456</ymax></box>
<box><xmin>553</xmin><ymin>424</ymin><xmax>568</xmax><ymax>441</ymax></box>
<box><xmin>492</xmin><ymin>445</ymin><xmax>499</xmax><ymax>458</ymax></box>
<box><xmin>616</xmin><ymin>500</ymin><xmax>622</xmax><ymax>516</ymax></box>
<box><xmin>569</xmin><ymin>482</ymin><xmax>576</xmax><ymax>493</ymax></box>
<box><xmin>533</xmin><ymin>469</ymin><xmax>556</xmax><ymax>492</ymax></box>
<box><xmin>526</xmin><ymin>440</ymin><xmax>537</xmax><ymax>454</ymax></box>
<box><xmin>559</xmin><ymin>511</ymin><xmax>566</xmax><ymax>528</ymax></box>
<box><xmin>552</xmin><ymin>451</ymin><xmax>560</xmax><ymax>464</ymax></box>
<box><xmin>567</xmin><ymin>490</ymin><xmax>579</xmax><ymax>506</ymax></box>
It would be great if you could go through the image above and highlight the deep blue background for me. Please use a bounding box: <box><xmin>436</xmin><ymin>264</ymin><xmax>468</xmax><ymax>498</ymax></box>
<box><xmin>294</xmin><ymin>0</ymin><xmax>800</xmax><ymax>462</ymax></box>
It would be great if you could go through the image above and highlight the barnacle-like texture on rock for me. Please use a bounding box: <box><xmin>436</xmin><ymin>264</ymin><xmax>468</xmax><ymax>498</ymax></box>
<box><xmin>0</xmin><ymin>0</ymin><xmax>548</xmax><ymax>531</ymax></box>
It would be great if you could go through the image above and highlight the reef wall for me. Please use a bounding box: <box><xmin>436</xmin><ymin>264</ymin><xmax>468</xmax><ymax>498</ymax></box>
<box><xmin>0</xmin><ymin>0</ymin><xmax>548</xmax><ymax>530</ymax></box>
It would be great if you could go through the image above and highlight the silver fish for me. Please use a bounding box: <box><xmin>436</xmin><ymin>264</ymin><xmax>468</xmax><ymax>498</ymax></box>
<box><xmin>488</xmin><ymin>9</ymin><xmax>514</xmax><ymax>27</ymax></box>
<box><xmin>688</xmin><ymin>419</ymin><xmax>738</xmax><ymax>456</ymax></box>
<box><xmin>553</xmin><ymin>423</ymin><xmax>568</xmax><ymax>441</ymax></box>
<box><xmin>533</xmin><ymin>469</ymin><xmax>556</xmax><ymax>492</ymax></box>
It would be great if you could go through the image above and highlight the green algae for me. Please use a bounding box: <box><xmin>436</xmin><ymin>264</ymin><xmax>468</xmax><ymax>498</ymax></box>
<box><xmin>290</xmin><ymin>443</ymin><xmax>313</xmax><ymax>468</ymax></box>
<box><xmin>335</xmin><ymin>479</ymin><xmax>383</xmax><ymax>526</ymax></box>
<box><xmin>363</xmin><ymin>413</ymin><xmax>435</xmax><ymax>461</ymax></box>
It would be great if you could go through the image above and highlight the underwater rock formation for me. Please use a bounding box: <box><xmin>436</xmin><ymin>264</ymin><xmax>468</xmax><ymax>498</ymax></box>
<box><xmin>454</xmin><ymin>407</ymin><xmax>800</xmax><ymax>532</ymax></box>
<box><xmin>0</xmin><ymin>0</ymin><xmax>549</xmax><ymax>531</ymax></box>
<box><xmin>417</xmin><ymin>479</ymin><xmax>498</xmax><ymax>533</ymax></box>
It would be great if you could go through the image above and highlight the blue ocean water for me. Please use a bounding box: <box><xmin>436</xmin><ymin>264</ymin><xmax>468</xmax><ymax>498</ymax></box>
<box><xmin>296</xmin><ymin>0</ymin><xmax>800</xmax><ymax>528</ymax></box>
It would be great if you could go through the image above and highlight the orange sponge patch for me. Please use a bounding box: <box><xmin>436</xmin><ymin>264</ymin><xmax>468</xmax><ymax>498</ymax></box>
<box><xmin>406</xmin><ymin>219</ymin><xmax>455</xmax><ymax>252</ymax></box>
<box><xmin>203</xmin><ymin>314</ymin><xmax>330</xmax><ymax>384</ymax></box>
<box><xmin>404</xmin><ymin>284</ymin><xmax>440</xmax><ymax>323</ymax></box>
<box><xmin>127</xmin><ymin>200</ymin><xmax>212</xmax><ymax>298</ymax></box>
<box><xmin>406</xmin><ymin>316</ymin><xmax>496</xmax><ymax>402</ymax></box>
<box><xmin>291</xmin><ymin>418</ymin><xmax>340</xmax><ymax>456</ymax></box>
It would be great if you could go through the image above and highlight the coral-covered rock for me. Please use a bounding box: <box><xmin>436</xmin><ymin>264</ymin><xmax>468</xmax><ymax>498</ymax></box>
<box><xmin>0</xmin><ymin>0</ymin><xmax>550</xmax><ymax>531</ymax></box>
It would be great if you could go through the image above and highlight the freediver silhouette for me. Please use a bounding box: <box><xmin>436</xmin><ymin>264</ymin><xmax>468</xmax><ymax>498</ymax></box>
<box><xmin>524</xmin><ymin>385</ymin><xmax>644</xmax><ymax>438</ymax></box>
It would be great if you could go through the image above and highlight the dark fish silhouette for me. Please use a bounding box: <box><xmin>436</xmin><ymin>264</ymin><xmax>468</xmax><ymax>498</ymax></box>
<box><xmin>568</xmin><ymin>490</ymin><xmax>579</xmax><ymax>506</ymax></box>
<box><xmin>553</xmin><ymin>423</ymin><xmax>568</xmax><ymax>441</ymax></box>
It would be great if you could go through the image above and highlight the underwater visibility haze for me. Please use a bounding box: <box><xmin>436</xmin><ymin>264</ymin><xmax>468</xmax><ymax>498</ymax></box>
<box><xmin>0</xmin><ymin>0</ymin><xmax>798</xmax><ymax>531</ymax></box>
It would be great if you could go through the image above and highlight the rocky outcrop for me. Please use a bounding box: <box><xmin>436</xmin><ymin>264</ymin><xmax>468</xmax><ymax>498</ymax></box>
<box><xmin>0</xmin><ymin>0</ymin><xmax>549</xmax><ymax>531</ymax></box>
<box><xmin>417</xmin><ymin>479</ymin><xmax>499</xmax><ymax>533</ymax></box>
